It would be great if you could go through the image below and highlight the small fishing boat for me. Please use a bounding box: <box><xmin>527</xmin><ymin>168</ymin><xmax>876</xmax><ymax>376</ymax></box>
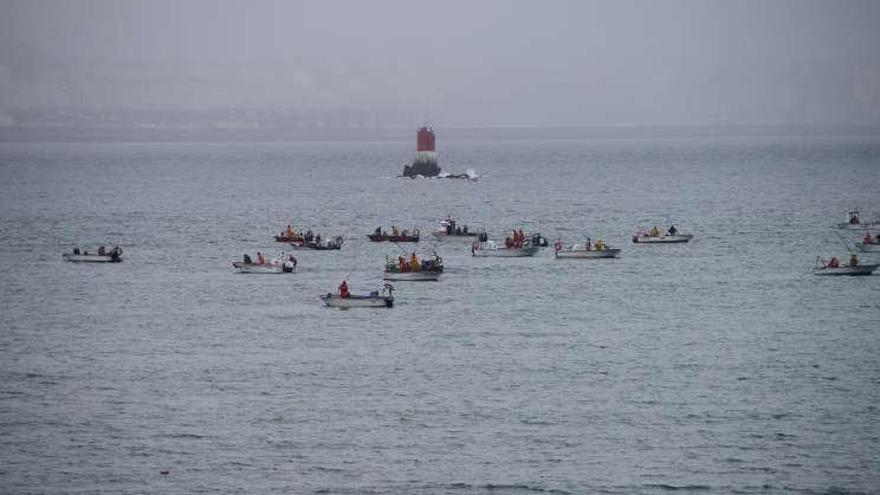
<box><xmin>368</xmin><ymin>227</ymin><xmax>419</xmax><ymax>242</ymax></box>
<box><xmin>289</xmin><ymin>236</ymin><xmax>344</xmax><ymax>250</ymax></box>
<box><xmin>632</xmin><ymin>226</ymin><xmax>692</xmax><ymax>243</ymax></box>
<box><xmin>383</xmin><ymin>253</ymin><xmax>443</xmax><ymax>281</ymax></box>
<box><xmin>836</xmin><ymin>210</ymin><xmax>880</xmax><ymax>230</ymax></box>
<box><xmin>813</xmin><ymin>264</ymin><xmax>878</xmax><ymax>276</ymax></box>
<box><xmin>471</xmin><ymin>240</ymin><xmax>540</xmax><ymax>257</ymax></box>
<box><xmin>431</xmin><ymin>218</ymin><xmax>487</xmax><ymax>242</ymax></box>
<box><xmin>275</xmin><ymin>233</ymin><xmax>303</xmax><ymax>243</ymax></box>
<box><xmin>275</xmin><ymin>224</ymin><xmax>304</xmax><ymax>242</ymax></box>
<box><xmin>321</xmin><ymin>284</ymin><xmax>395</xmax><ymax>308</ymax></box>
<box><xmin>554</xmin><ymin>240</ymin><xmax>621</xmax><ymax>259</ymax></box>
<box><xmin>233</xmin><ymin>254</ymin><xmax>296</xmax><ymax>274</ymax></box>
<box><xmin>813</xmin><ymin>256</ymin><xmax>878</xmax><ymax>276</ymax></box>
<box><xmin>632</xmin><ymin>234</ymin><xmax>692</xmax><ymax>243</ymax></box>
<box><xmin>63</xmin><ymin>247</ymin><xmax>123</xmax><ymax>262</ymax></box>
<box><xmin>855</xmin><ymin>232</ymin><xmax>879</xmax><ymax>252</ymax></box>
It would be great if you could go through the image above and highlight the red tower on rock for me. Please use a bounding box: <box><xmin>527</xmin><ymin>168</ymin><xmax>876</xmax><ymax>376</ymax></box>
<box><xmin>403</xmin><ymin>126</ymin><xmax>441</xmax><ymax>177</ymax></box>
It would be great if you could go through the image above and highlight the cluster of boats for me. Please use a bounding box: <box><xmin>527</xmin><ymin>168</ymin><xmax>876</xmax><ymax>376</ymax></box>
<box><xmin>63</xmin><ymin>210</ymin><xmax>879</xmax><ymax>308</ymax></box>
<box><xmin>811</xmin><ymin>210</ymin><xmax>880</xmax><ymax>276</ymax></box>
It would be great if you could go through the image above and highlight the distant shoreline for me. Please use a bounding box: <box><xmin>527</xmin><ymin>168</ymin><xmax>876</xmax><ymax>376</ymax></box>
<box><xmin>1</xmin><ymin>123</ymin><xmax>878</xmax><ymax>144</ymax></box>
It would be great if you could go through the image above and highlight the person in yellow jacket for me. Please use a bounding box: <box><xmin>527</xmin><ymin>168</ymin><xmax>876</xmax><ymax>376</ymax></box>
<box><xmin>410</xmin><ymin>252</ymin><xmax>420</xmax><ymax>271</ymax></box>
<box><xmin>595</xmin><ymin>239</ymin><xmax>606</xmax><ymax>251</ymax></box>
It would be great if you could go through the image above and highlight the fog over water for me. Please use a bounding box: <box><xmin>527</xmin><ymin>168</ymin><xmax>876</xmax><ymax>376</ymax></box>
<box><xmin>2</xmin><ymin>2</ymin><xmax>880</xmax><ymax>494</ymax></box>
<box><xmin>1</xmin><ymin>0</ymin><xmax>880</xmax><ymax>134</ymax></box>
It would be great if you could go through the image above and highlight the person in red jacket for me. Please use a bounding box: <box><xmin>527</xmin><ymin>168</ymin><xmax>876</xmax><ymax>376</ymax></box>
<box><xmin>338</xmin><ymin>280</ymin><xmax>350</xmax><ymax>298</ymax></box>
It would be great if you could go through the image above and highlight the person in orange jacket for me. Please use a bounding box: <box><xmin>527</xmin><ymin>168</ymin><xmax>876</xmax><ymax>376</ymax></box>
<box><xmin>338</xmin><ymin>280</ymin><xmax>350</xmax><ymax>298</ymax></box>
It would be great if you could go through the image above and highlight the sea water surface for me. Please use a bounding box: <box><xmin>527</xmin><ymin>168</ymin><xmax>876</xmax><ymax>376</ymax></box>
<box><xmin>1</xmin><ymin>132</ymin><xmax>879</xmax><ymax>494</ymax></box>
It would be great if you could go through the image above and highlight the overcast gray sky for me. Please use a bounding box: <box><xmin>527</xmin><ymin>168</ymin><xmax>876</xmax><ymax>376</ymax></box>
<box><xmin>1</xmin><ymin>0</ymin><xmax>879</xmax><ymax>127</ymax></box>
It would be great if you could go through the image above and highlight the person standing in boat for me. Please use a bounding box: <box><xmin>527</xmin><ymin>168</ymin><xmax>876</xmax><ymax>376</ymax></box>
<box><xmin>98</xmin><ymin>246</ymin><xmax>106</xmax><ymax>255</ymax></box>
<box><xmin>257</xmin><ymin>252</ymin><xmax>265</xmax><ymax>265</ymax></box>
<box><xmin>410</xmin><ymin>252</ymin><xmax>420</xmax><ymax>272</ymax></box>
<box><xmin>338</xmin><ymin>280</ymin><xmax>350</xmax><ymax>298</ymax></box>
<box><xmin>850</xmin><ymin>254</ymin><xmax>859</xmax><ymax>267</ymax></box>
<box><xmin>243</xmin><ymin>253</ymin><xmax>252</xmax><ymax>264</ymax></box>
<box><xmin>668</xmin><ymin>225</ymin><xmax>678</xmax><ymax>235</ymax></box>
<box><xmin>650</xmin><ymin>225</ymin><xmax>660</xmax><ymax>237</ymax></box>
<box><xmin>584</xmin><ymin>237</ymin><xmax>592</xmax><ymax>251</ymax></box>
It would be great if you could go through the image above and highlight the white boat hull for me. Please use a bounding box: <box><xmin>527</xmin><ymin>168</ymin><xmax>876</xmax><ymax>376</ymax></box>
<box><xmin>813</xmin><ymin>264</ymin><xmax>878</xmax><ymax>276</ymax></box>
<box><xmin>63</xmin><ymin>253</ymin><xmax>121</xmax><ymax>262</ymax></box>
<box><xmin>632</xmin><ymin>234</ymin><xmax>693</xmax><ymax>243</ymax></box>
<box><xmin>836</xmin><ymin>223</ymin><xmax>880</xmax><ymax>230</ymax></box>
<box><xmin>856</xmin><ymin>243</ymin><xmax>880</xmax><ymax>252</ymax></box>
<box><xmin>321</xmin><ymin>294</ymin><xmax>394</xmax><ymax>308</ymax></box>
<box><xmin>431</xmin><ymin>231</ymin><xmax>482</xmax><ymax>242</ymax></box>
<box><xmin>472</xmin><ymin>245</ymin><xmax>540</xmax><ymax>257</ymax></box>
<box><xmin>555</xmin><ymin>248</ymin><xmax>621</xmax><ymax>259</ymax></box>
<box><xmin>383</xmin><ymin>271</ymin><xmax>441</xmax><ymax>281</ymax></box>
<box><xmin>232</xmin><ymin>262</ymin><xmax>293</xmax><ymax>274</ymax></box>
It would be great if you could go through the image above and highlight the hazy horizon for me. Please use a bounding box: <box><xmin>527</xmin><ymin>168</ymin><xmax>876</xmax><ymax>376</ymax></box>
<box><xmin>2</xmin><ymin>0</ymin><xmax>880</xmax><ymax>132</ymax></box>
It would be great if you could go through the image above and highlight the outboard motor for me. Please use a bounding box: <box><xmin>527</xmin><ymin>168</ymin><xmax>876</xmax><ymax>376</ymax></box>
<box><xmin>532</xmin><ymin>234</ymin><xmax>548</xmax><ymax>247</ymax></box>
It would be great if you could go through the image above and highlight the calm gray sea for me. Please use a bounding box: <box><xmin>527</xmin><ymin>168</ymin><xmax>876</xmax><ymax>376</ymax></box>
<box><xmin>1</xmin><ymin>132</ymin><xmax>879</xmax><ymax>494</ymax></box>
